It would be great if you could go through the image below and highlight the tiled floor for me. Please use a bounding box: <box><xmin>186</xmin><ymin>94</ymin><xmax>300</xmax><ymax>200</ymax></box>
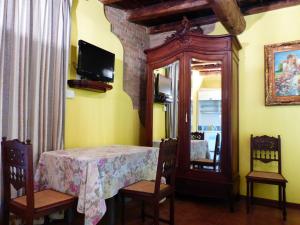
<box><xmin>53</xmin><ymin>197</ymin><xmax>300</xmax><ymax>225</ymax></box>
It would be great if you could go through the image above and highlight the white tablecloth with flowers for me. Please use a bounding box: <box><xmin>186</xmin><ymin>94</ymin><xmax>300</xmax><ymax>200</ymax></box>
<box><xmin>34</xmin><ymin>145</ymin><xmax>159</xmax><ymax>225</ymax></box>
<box><xmin>190</xmin><ymin>140</ymin><xmax>210</xmax><ymax>160</ymax></box>
<box><xmin>153</xmin><ymin>139</ymin><xmax>209</xmax><ymax>160</ymax></box>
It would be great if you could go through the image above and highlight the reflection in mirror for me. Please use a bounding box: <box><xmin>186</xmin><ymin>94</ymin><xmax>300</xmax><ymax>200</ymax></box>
<box><xmin>190</xmin><ymin>58</ymin><xmax>222</xmax><ymax>172</ymax></box>
<box><xmin>152</xmin><ymin>61</ymin><xmax>179</xmax><ymax>148</ymax></box>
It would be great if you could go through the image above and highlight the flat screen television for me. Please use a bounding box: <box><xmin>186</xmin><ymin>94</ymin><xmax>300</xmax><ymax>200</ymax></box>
<box><xmin>77</xmin><ymin>40</ymin><xmax>115</xmax><ymax>82</ymax></box>
<box><xmin>155</xmin><ymin>74</ymin><xmax>173</xmax><ymax>103</ymax></box>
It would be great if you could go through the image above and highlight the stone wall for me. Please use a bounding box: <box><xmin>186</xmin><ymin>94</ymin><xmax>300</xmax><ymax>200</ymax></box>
<box><xmin>104</xmin><ymin>6</ymin><xmax>149</xmax><ymax>110</ymax></box>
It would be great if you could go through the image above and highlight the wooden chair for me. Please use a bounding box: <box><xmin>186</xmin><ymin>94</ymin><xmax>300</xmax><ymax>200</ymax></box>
<box><xmin>191</xmin><ymin>131</ymin><xmax>204</xmax><ymax>140</ymax></box>
<box><xmin>191</xmin><ymin>133</ymin><xmax>220</xmax><ymax>171</ymax></box>
<box><xmin>120</xmin><ymin>138</ymin><xmax>178</xmax><ymax>225</ymax></box>
<box><xmin>1</xmin><ymin>137</ymin><xmax>77</xmax><ymax>225</ymax></box>
<box><xmin>246</xmin><ymin>135</ymin><xmax>287</xmax><ymax>220</ymax></box>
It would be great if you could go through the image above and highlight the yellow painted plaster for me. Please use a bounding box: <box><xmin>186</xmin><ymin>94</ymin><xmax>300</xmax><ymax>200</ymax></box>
<box><xmin>212</xmin><ymin>5</ymin><xmax>300</xmax><ymax>203</ymax></box>
<box><xmin>65</xmin><ymin>0</ymin><xmax>141</xmax><ymax>147</ymax></box>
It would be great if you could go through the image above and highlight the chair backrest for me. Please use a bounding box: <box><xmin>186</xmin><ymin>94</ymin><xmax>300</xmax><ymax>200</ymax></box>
<box><xmin>1</xmin><ymin>137</ymin><xmax>34</xmax><ymax>211</ymax></box>
<box><xmin>212</xmin><ymin>133</ymin><xmax>221</xmax><ymax>166</ymax></box>
<box><xmin>250</xmin><ymin>134</ymin><xmax>281</xmax><ymax>174</ymax></box>
<box><xmin>154</xmin><ymin>138</ymin><xmax>178</xmax><ymax>196</ymax></box>
<box><xmin>191</xmin><ymin>132</ymin><xmax>204</xmax><ymax>140</ymax></box>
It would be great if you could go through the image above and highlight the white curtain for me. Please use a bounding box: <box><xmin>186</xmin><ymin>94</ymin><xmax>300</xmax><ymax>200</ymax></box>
<box><xmin>166</xmin><ymin>61</ymin><xmax>179</xmax><ymax>138</ymax></box>
<box><xmin>0</xmin><ymin>0</ymin><xmax>72</xmax><ymax>220</ymax></box>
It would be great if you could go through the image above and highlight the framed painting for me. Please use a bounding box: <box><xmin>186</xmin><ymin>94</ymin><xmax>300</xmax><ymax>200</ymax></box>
<box><xmin>265</xmin><ymin>40</ymin><xmax>300</xmax><ymax>105</ymax></box>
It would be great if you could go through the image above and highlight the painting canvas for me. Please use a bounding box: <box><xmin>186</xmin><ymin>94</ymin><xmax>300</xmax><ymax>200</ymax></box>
<box><xmin>265</xmin><ymin>40</ymin><xmax>300</xmax><ymax>105</ymax></box>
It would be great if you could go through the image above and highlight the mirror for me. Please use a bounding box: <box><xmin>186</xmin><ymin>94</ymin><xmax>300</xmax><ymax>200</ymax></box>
<box><xmin>190</xmin><ymin>58</ymin><xmax>222</xmax><ymax>172</ymax></box>
<box><xmin>152</xmin><ymin>61</ymin><xmax>179</xmax><ymax>148</ymax></box>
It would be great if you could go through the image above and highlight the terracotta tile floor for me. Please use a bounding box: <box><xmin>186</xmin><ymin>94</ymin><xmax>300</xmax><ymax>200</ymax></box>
<box><xmin>53</xmin><ymin>197</ymin><xmax>300</xmax><ymax>225</ymax></box>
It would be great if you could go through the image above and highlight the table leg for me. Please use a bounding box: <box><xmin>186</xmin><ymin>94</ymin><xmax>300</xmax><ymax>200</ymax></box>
<box><xmin>106</xmin><ymin>196</ymin><xmax>116</xmax><ymax>225</ymax></box>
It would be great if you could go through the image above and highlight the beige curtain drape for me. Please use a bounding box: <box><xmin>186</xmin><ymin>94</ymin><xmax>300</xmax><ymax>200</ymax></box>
<box><xmin>0</xmin><ymin>0</ymin><xmax>72</xmax><ymax>219</ymax></box>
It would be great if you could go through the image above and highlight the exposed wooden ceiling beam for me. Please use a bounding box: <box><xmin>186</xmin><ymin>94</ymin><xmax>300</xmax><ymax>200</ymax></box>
<box><xmin>149</xmin><ymin>15</ymin><xmax>218</xmax><ymax>34</ymax></box>
<box><xmin>100</xmin><ymin>0</ymin><xmax>122</xmax><ymax>5</ymax></box>
<box><xmin>242</xmin><ymin>0</ymin><xmax>300</xmax><ymax>15</ymax></box>
<box><xmin>208</xmin><ymin>0</ymin><xmax>246</xmax><ymax>35</ymax></box>
<box><xmin>128</xmin><ymin>0</ymin><xmax>210</xmax><ymax>23</ymax></box>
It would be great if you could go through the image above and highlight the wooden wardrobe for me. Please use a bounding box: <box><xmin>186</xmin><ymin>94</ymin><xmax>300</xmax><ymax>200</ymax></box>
<box><xmin>144</xmin><ymin>27</ymin><xmax>241</xmax><ymax>210</ymax></box>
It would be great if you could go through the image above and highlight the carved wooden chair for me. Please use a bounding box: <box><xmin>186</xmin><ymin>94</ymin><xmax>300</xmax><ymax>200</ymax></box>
<box><xmin>191</xmin><ymin>131</ymin><xmax>204</xmax><ymax>140</ymax></box>
<box><xmin>120</xmin><ymin>138</ymin><xmax>178</xmax><ymax>225</ymax></box>
<box><xmin>191</xmin><ymin>133</ymin><xmax>220</xmax><ymax>171</ymax></box>
<box><xmin>246</xmin><ymin>135</ymin><xmax>287</xmax><ymax>220</ymax></box>
<box><xmin>1</xmin><ymin>137</ymin><xmax>77</xmax><ymax>225</ymax></box>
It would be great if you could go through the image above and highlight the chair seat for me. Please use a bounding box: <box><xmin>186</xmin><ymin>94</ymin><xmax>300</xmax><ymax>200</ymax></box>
<box><xmin>11</xmin><ymin>189</ymin><xmax>76</xmax><ymax>210</ymax></box>
<box><xmin>122</xmin><ymin>180</ymin><xmax>170</xmax><ymax>194</ymax></box>
<box><xmin>193</xmin><ymin>158</ymin><xmax>213</xmax><ymax>164</ymax></box>
<box><xmin>246</xmin><ymin>171</ymin><xmax>287</xmax><ymax>183</ymax></box>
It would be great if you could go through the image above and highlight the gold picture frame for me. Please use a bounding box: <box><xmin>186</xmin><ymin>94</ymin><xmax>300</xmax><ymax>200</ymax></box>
<box><xmin>265</xmin><ymin>40</ymin><xmax>300</xmax><ymax>105</ymax></box>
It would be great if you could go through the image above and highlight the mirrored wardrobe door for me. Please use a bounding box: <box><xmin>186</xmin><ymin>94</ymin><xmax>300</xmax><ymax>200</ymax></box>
<box><xmin>152</xmin><ymin>61</ymin><xmax>179</xmax><ymax>148</ymax></box>
<box><xmin>189</xmin><ymin>58</ymin><xmax>222</xmax><ymax>173</ymax></box>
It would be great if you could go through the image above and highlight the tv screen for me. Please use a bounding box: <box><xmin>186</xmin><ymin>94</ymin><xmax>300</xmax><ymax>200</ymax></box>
<box><xmin>156</xmin><ymin>74</ymin><xmax>172</xmax><ymax>96</ymax></box>
<box><xmin>77</xmin><ymin>40</ymin><xmax>115</xmax><ymax>82</ymax></box>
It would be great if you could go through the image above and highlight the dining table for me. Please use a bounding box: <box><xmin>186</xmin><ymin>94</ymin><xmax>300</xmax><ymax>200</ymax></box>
<box><xmin>34</xmin><ymin>145</ymin><xmax>159</xmax><ymax>225</ymax></box>
<box><xmin>189</xmin><ymin>139</ymin><xmax>210</xmax><ymax>160</ymax></box>
<box><xmin>153</xmin><ymin>139</ymin><xmax>210</xmax><ymax>160</ymax></box>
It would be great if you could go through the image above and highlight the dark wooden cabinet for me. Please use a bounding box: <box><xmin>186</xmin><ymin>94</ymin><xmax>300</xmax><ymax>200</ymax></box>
<box><xmin>144</xmin><ymin>29</ymin><xmax>241</xmax><ymax>209</ymax></box>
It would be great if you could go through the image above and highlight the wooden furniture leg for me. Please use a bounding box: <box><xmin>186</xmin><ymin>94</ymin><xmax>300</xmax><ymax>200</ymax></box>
<box><xmin>246</xmin><ymin>180</ymin><xmax>250</xmax><ymax>213</ymax></box>
<box><xmin>106</xmin><ymin>197</ymin><xmax>116</xmax><ymax>225</ymax></box>
<box><xmin>283</xmin><ymin>184</ymin><xmax>287</xmax><ymax>221</ymax></box>
<box><xmin>3</xmin><ymin>205</ymin><xmax>9</xmax><ymax>225</ymax></box>
<box><xmin>121</xmin><ymin>195</ymin><xmax>125</xmax><ymax>225</ymax></box>
<box><xmin>26</xmin><ymin>217</ymin><xmax>34</xmax><ymax>225</ymax></box>
<box><xmin>141</xmin><ymin>200</ymin><xmax>145</xmax><ymax>222</ymax></box>
<box><xmin>170</xmin><ymin>194</ymin><xmax>175</xmax><ymax>225</ymax></box>
<box><xmin>154</xmin><ymin>202</ymin><xmax>159</xmax><ymax>225</ymax></box>
<box><xmin>44</xmin><ymin>215</ymin><xmax>50</xmax><ymax>225</ymax></box>
<box><xmin>278</xmin><ymin>185</ymin><xmax>282</xmax><ymax>209</ymax></box>
<box><xmin>250</xmin><ymin>181</ymin><xmax>254</xmax><ymax>205</ymax></box>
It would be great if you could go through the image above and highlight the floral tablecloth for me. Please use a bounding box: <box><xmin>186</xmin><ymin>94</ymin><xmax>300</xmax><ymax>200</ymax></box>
<box><xmin>153</xmin><ymin>139</ymin><xmax>209</xmax><ymax>160</ymax></box>
<box><xmin>190</xmin><ymin>140</ymin><xmax>210</xmax><ymax>160</ymax></box>
<box><xmin>34</xmin><ymin>145</ymin><xmax>159</xmax><ymax>225</ymax></box>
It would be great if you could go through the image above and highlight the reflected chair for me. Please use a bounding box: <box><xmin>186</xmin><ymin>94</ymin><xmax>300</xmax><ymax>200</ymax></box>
<box><xmin>246</xmin><ymin>135</ymin><xmax>287</xmax><ymax>220</ymax></box>
<box><xmin>1</xmin><ymin>137</ymin><xmax>77</xmax><ymax>225</ymax></box>
<box><xmin>120</xmin><ymin>138</ymin><xmax>178</xmax><ymax>225</ymax></box>
<box><xmin>191</xmin><ymin>133</ymin><xmax>220</xmax><ymax>171</ymax></box>
<box><xmin>191</xmin><ymin>131</ymin><xmax>204</xmax><ymax>140</ymax></box>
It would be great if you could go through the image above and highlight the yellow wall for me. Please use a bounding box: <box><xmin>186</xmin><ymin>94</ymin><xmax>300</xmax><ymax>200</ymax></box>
<box><xmin>200</xmin><ymin>74</ymin><xmax>221</xmax><ymax>89</ymax></box>
<box><xmin>212</xmin><ymin>6</ymin><xmax>300</xmax><ymax>203</ymax></box>
<box><xmin>65</xmin><ymin>0</ymin><xmax>141</xmax><ymax>147</ymax></box>
<box><xmin>153</xmin><ymin>103</ymin><xmax>166</xmax><ymax>141</ymax></box>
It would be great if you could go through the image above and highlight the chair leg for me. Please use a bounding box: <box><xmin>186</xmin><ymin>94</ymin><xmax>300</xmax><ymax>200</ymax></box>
<box><xmin>3</xmin><ymin>205</ymin><xmax>9</xmax><ymax>225</ymax></box>
<box><xmin>26</xmin><ymin>217</ymin><xmax>34</xmax><ymax>225</ymax></box>
<box><xmin>278</xmin><ymin>185</ymin><xmax>282</xmax><ymax>209</ymax></box>
<box><xmin>229</xmin><ymin>192</ymin><xmax>234</xmax><ymax>213</ymax></box>
<box><xmin>250</xmin><ymin>181</ymin><xmax>254</xmax><ymax>205</ymax></box>
<box><xmin>121</xmin><ymin>194</ymin><xmax>125</xmax><ymax>225</ymax></box>
<box><xmin>170</xmin><ymin>194</ymin><xmax>175</xmax><ymax>225</ymax></box>
<box><xmin>44</xmin><ymin>215</ymin><xmax>50</xmax><ymax>225</ymax></box>
<box><xmin>246</xmin><ymin>180</ymin><xmax>250</xmax><ymax>213</ymax></box>
<box><xmin>64</xmin><ymin>208</ymin><xmax>75</xmax><ymax>225</ymax></box>
<box><xmin>153</xmin><ymin>202</ymin><xmax>159</xmax><ymax>225</ymax></box>
<box><xmin>141</xmin><ymin>200</ymin><xmax>145</xmax><ymax>222</ymax></box>
<box><xmin>282</xmin><ymin>184</ymin><xmax>287</xmax><ymax>221</ymax></box>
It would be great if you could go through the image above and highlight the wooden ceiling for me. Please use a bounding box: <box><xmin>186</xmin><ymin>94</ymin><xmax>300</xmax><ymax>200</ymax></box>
<box><xmin>191</xmin><ymin>59</ymin><xmax>222</xmax><ymax>73</ymax></box>
<box><xmin>101</xmin><ymin>0</ymin><xmax>300</xmax><ymax>34</ymax></box>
